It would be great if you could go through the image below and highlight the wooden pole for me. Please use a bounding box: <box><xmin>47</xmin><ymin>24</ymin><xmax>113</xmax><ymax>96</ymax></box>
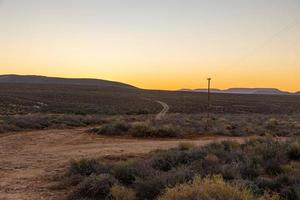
<box><xmin>207</xmin><ymin>78</ymin><xmax>211</xmax><ymax>118</ymax></box>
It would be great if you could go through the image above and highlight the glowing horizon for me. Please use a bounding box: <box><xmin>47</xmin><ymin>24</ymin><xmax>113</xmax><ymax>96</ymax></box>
<box><xmin>0</xmin><ymin>0</ymin><xmax>299</xmax><ymax>92</ymax></box>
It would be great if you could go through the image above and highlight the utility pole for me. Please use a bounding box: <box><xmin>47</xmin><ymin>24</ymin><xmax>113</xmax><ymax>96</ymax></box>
<box><xmin>207</xmin><ymin>78</ymin><xmax>211</xmax><ymax>118</ymax></box>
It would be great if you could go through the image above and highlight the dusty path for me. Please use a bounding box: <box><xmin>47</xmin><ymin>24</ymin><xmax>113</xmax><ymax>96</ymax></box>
<box><xmin>0</xmin><ymin>128</ymin><xmax>247</xmax><ymax>200</ymax></box>
<box><xmin>155</xmin><ymin>100</ymin><xmax>170</xmax><ymax>120</ymax></box>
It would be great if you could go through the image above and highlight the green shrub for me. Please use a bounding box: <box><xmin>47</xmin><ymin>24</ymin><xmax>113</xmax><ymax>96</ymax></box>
<box><xmin>135</xmin><ymin>176</ymin><xmax>165</xmax><ymax>200</ymax></box>
<box><xmin>68</xmin><ymin>159</ymin><xmax>109</xmax><ymax>176</ymax></box>
<box><xmin>151</xmin><ymin>150</ymin><xmax>189</xmax><ymax>171</ymax></box>
<box><xmin>154</xmin><ymin>124</ymin><xmax>179</xmax><ymax>138</ymax></box>
<box><xmin>93</xmin><ymin>121</ymin><xmax>130</xmax><ymax>135</ymax></box>
<box><xmin>130</xmin><ymin>122</ymin><xmax>154</xmax><ymax>137</ymax></box>
<box><xmin>241</xmin><ymin>158</ymin><xmax>263</xmax><ymax>179</ymax></box>
<box><xmin>220</xmin><ymin>163</ymin><xmax>241</xmax><ymax>180</ymax></box>
<box><xmin>114</xmin><ymin>162</ymin><xmax>137</xmax><ymax>185</ymax></box>
<box><xmin>71</xmin><ymin>174</ymin><xmax>116</xmax><ymax>199</ymax></box>
<box><xmin>162</xmin><ymin>167</ymin><xmax>195</xmax><ymax>187</ymax></box>
<box><xmin>58</xmin><ymin>174</ymin><xmax>84</xmax><ymax>189</ymax></box>
<box><xmin>130</xmin><ymin>122</ymin><xmax>178</xmax><ymax>138</ymax></box>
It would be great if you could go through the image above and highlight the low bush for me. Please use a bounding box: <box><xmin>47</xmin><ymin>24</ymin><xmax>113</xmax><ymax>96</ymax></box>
<box><xmin>154</xmin><ymin>125</ymin><xmax>179</xmax><ymax>138</ymax></box>
<box><xmin>135</xmin><ymin>176</ymin><xmax>165</xmax><ymax>200</ymax></box>
<box><xmin>111</xmin><ymin>185</ymin><xmax>136</xmax><ymax>200</ymax></box>
<box><xmin>151</xmin><ymin>150</ymin><xmax>189</xmax><ymax>171</ymax></box>
<box><xmin>158</xmin><ymin>175</ymin><xmax>257</xmax><ymax>200</ymax></box>
<box><xmin>93</xmin><ymin>121</ymin><xmax>130</xmax><ymax>135</ymax></box>
<box><xmin>0</xmin><ymin>114</ymin><xmax>105</xmax><ymax>133</ymax></box>
<box><xmin>68</xmin><ymin>159</ymin><xmax>110</xmax><ymax>176</ymax></box>
<box><xmin>62</xmin><ymin>138</ymin><xmax>299</xmax><ymax>200</ymax></box>
<box><xmin>130</xmin><ymin>122</ymin><xmax>155</xmax><ymax>137</ymax></box>
<box><xmin>129</xmin><ymin>122</ymin><xmax>179</xmax><ymax>138</ymax></box>
<box><xmin>70</xmin><ymin>174</ymin><xmax>116</xmax><ymax>200</ymax></box>
<box><xmin>114</xmin><ymin>161</ymin><xmax>137</xmax><ymax>185</ymax></box>
<box><xmin>288</xmin><ymin>143</ymin><xmax>300</xmax><ymax>160</ymax></box>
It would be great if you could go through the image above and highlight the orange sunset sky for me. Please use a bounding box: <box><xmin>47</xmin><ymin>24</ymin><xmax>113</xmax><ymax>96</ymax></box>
<box><xmin>0</xmin><ymin>0</ymin><xmax>299</xmax><ymax>91</ymax></box>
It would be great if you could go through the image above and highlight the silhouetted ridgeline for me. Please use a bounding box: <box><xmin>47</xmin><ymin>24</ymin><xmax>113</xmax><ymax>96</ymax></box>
<box><xmin>180</xmin><ymin>88</ymin><xmax>297</xmax><ymax>95</ymax></box>
<box><xmin>0</xmin><ymin>74</ymin><xmax>136</xmax><ymax>89</ymax></box>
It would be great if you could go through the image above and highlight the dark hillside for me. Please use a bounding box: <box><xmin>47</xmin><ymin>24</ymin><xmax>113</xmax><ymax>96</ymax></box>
<box><xmin>0</xmin><ymin>75</ymin><xmax>136</xmax><ymax>89</ymax></box>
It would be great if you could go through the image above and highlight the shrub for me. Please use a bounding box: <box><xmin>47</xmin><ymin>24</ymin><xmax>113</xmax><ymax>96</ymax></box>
<box><xmin>94</xmin><ymin>121</ymin><xmax>130</xmax><ymax>135</ymax></box>
<box><xmin>280</xmin><ymin>185</ymin><xmax>300</xmax><ymax>200</ymax></box>
<box><xmin>58</xmin><ymin>174</ymin><xmax>84</xmax><ymax>189</ymax></box>
<box><xmin>135</xmin><ymin>176</ymin><xmax>165</xmax><ymax>200</ymax></box>
<box><xmin>130</xmin><ymin>122</ymin><xmax>154</xmax><ymax>137</ymax></box>
<box><xmin>114</xmin><ymin>161</ymin><xmax>137</xmax><ymax>185</ymax></box>
<box><xmin>162</xmin><ymin>167</ymin><xmax>195</xmax><ymax>187</ymax></box>
<box><xmin>220</xmin><ymin>163</ymin><xmax>241</xmax><ymax>180</ymax></box>
<box><xmin>151</xmin><ymin>150</ymin><xmax>189</xmax><ymax>171</ymax></box>
<box><xmin>241</xmin><ymin>158</ymin><xmax>263</xmax><ymax>179</ymax></box>
<box><xmin>158</xmin><ymin>175</ymin><xmax>256</xmax><ymax>200</ymax></box>
<box><xmin>0</xmin><ymin>114</ymin><xmax>105</xmax><ymax>133</ymax></box>
<box><xmin>130</xmin><ymin>122</ymin><xmax>178</xmax><ymax>138</ymax></box>
<box><xmin>288</xmin><ymin>143</ymin><xmax>300</xmax><ymax>160</ymax></box>
<box><xmin>133</xmin><ymin>160</ymin><xmax>158</xmax><ymax>179</ymax></box>
<box><xmin>256</xmin><ymin>177</ymin><xmax>282</xmax><ymax>191</ymax></box>
<box><xmin>221</xmin><ymin>140</ymin><xmax>241</xmax><ymax>151</ymax></box>
<box><xmin>68</xmin><ymin>159</ymin><xmax>109</xmax><ymax>176</ymax></box>
<box><xmin>62</xmin><ymin>138</ymin><xmax>299</xmax><ymax>200</ymax></box>
<box><xmin>281</xmin><ymin>164</ymin><xmax>294</xmax><ymax>174</ymax></box>
<box><xmin>247</xmin><ymin>138</ymin><xmax>288</xmax><ymax>175</ymax></box>
<box><xmin>110</xmin><ymin>185</ymin><xmax>136</xmax><ymax>200</ymax></box>
<box><xmin>154</xmin><ymin>125</ymin><xmax>179</xmax><ymax>138</ymax></box>
<box><xmin>71</xmin><ymin>174</ymin><xmax>116</xmax><ymax>199</ymax></box>
<box><xmin>258</xmin><ymin>192</ymin><xmax>280</xmax><ymax>200</ymax></box>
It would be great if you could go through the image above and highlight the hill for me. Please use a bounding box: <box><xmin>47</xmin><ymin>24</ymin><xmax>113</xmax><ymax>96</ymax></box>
<box><xmin>180</xmin><ymin>88</ymin><xmax>293</xmax><ymax>95</ymax></box>
<box><xmin>0</xmin><ymin>74</ymin><xmax>136</xmax><ymax>89</ymax></box>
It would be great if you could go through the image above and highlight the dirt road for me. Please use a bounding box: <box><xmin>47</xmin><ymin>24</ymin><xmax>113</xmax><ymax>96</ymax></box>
<box><xmin>0</xmin><ymin>128</ymin><xmax>247</xmax><ymax>200</ymax></box>
<box><xmin>155</xmin><ymin>101</ymin><xmax>170</xmax><ymax>120</ymax></box>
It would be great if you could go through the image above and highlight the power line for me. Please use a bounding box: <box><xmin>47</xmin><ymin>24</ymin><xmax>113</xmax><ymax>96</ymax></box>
<box><xmin>237</xmin><ymin>16</ymin><xmax>300</xmax><ymax>64</ymax></box>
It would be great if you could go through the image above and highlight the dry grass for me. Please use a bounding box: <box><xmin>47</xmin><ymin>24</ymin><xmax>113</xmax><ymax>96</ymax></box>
<box><xmin>158</xmin><ymin>175</ymin><xmax>260</xmax><ymax>200</ymax></box>
<box><xmin>90</xmin><ymin>113</ymin><xmax>300</xmax><ymax>138</ymax></box>
<box><xmin>111</xmin><ymin>185</ymin><xmax>136</xmax><ymax>200</ymax></box>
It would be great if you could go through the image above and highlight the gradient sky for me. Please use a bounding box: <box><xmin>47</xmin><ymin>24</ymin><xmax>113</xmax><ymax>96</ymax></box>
<box><xmin>0</xmin><ymin>0</ymin><xmax>299</xmax><ymax>91</ymax></box>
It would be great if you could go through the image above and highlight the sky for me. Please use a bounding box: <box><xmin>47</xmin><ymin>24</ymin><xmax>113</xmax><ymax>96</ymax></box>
<box><xmin>0</xmin><ymin>0</ymin><xmax>299</xmax><ymax>91</ymax></box>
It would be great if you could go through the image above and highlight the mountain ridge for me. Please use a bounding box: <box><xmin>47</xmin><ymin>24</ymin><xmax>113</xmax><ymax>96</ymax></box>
<box><xmin>0</xmin><ymin>74</ymin><xmax>136</xmax><ymax>89</ymax></box>
<box><xmin>179</xmin><ymin>88</ymin><xmax>297</xmax><ymax>95</ymax></box>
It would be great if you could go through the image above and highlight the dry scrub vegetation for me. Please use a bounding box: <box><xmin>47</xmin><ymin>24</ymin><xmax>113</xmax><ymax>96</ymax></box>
<box><xmin>57</xmin><ymin>137</ymin><xmax>300</xmax><ymax>200</ymax></box>
<box><xmin>90</xmin><ymin>114</ymin><xmax>300</xmax><ymax>138</ymax></box>
<box><xmin>1</xmin><ymin>113</ymin><xmax>299</xmax><ymax>137</ymax></box>
<box><xmin>1</xmin><ymin>83</ymin><xmax>300</xmax><ymax>115</ymax></box>
<box><xmin>0</xmin><ymin>114</ymin><xmax>106</xmax><ymax>133</ymax></box>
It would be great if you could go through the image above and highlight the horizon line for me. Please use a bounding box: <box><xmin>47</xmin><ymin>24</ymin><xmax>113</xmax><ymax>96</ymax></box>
<box><xmin>1</xmin><ymin>73</ymin><xmax>299</xmax><ymax>93</ymax></box>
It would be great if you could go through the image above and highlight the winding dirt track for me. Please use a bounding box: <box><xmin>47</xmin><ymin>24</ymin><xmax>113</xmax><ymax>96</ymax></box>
<box><xmin>0</xmin><ymin>128</ymin><xmax>248</xmax><ymax>200</ymax></box>
<box><xmin>155</xmin><ymin>101</ymin><xmax>170</xmax><ymax>120</ymax></box>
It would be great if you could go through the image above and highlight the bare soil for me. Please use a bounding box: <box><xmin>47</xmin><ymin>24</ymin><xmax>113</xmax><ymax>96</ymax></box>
<box><xmin>0</xmin><ymin>128</ymin><xmax>248</xmax><ymax>200</ymax></box>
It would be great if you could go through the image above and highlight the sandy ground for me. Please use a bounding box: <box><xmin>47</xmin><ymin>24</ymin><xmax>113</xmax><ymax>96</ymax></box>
<box><xmin>0</xmin><ymin>128</ymin><xmax>249</xmax><ymax>200</ymax></box>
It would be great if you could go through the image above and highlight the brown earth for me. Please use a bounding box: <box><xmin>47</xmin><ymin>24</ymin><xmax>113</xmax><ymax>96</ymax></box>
<box><xmin>0</xmin><ymin>128</ymin><xmax>250</xmax><ymax>200</ymax></box>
